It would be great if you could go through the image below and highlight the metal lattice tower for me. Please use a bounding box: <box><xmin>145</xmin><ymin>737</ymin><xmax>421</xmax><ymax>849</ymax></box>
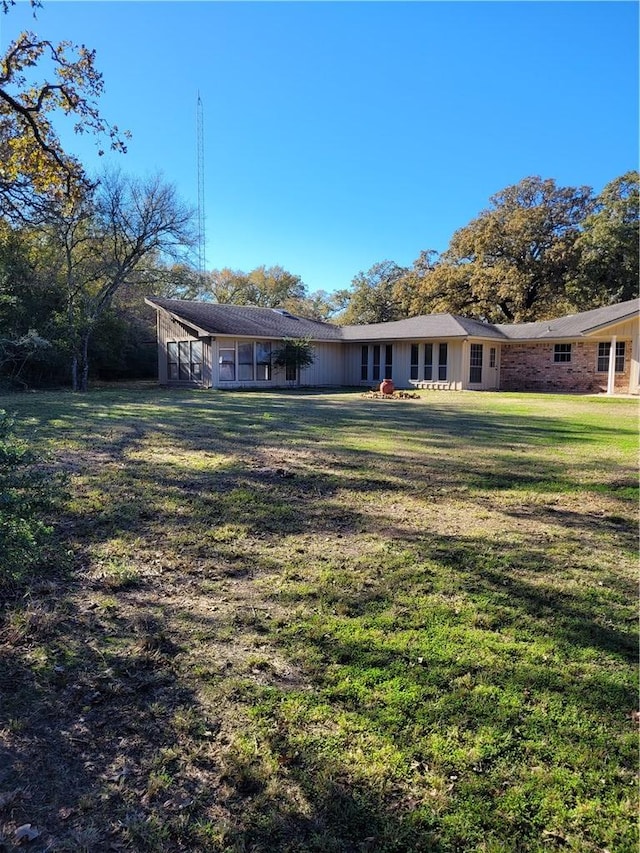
<box><xmin>196</xmin><ymin>93</ymin><xmax>206</xmax><ymax>278</ymax></box>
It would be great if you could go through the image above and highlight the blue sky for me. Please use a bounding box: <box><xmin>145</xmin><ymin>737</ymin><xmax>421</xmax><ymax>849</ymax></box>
<box><xmin>2</xmin><ymin>1</ymin><xmax>638</xmax><ymax>294</ymax></box>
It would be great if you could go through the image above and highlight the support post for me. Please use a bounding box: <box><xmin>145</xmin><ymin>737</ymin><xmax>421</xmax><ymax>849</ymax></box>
<box><xmin>607</xmin><ymin>335</ymin><xmax>617</xmax><ymax>395</ymax></box>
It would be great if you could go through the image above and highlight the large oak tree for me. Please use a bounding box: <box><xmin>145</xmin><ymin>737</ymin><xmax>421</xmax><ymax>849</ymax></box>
<box><xmin>405</xmin><ymin>177</ymin><xmax>595</xmax><ymax>323</ymax></box>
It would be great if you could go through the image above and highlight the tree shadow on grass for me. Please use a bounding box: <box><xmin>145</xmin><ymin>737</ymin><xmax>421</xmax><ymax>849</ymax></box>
<box><xmin>2</xmin><ymin>389</ymin><xmax>637</xmax><ymax>850</ymax></box>
<box><xmin>0</xmin><ymin>593</ymin><xmax>206</xmax><ymax>852</ymax></box>
<box><xmin>420</xmin><ymin>533</ymin><xmax>638</xmax><ymax>665</ymax></box>
<box><xmin>0</xmin><ymin>579</ymin><xmax>451</xmax><ymax>853</ymax></box>
<box><xmin>214</xmin><ymin>742</ymin><xmax>444</xmax><ymax>853</ymax></box>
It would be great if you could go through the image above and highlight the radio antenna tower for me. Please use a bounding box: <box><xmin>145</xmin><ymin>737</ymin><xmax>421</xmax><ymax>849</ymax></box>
<box><xmin>196</xmin><ymin>92</ymin><xmax>206</xmax><ymax>280</ymax></box>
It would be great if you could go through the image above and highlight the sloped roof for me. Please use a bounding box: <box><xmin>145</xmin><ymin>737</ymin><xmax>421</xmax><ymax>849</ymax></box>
<box><xmin>148</xmin><ymin>297</ymin><xmax>638</xmax><ymax>344</ymax></box>
<box><xmin>146</xmin><ymin>298</ymin><xmax>344</xmax><ymax>341</ymax></box>
<box><xmin>497</xmin><ymin>298</ymin><xmax>640</xmax><ymax>340</ymax></box>
<box><xmin>339</xmin><ymin>314</ymin><xmax>507</xmax><ymax>341</ymax></box>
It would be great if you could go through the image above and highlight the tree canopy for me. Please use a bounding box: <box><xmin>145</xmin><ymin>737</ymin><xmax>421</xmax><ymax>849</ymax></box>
<box><xmin>0</xmin><ymin>24</ymin><xmax>128</xmax><ymax>219</ymax></box>
<box><xmin>48</xmin><ymin>169</ymin><xmax>195</xmax><ymax>390</ymax></box>
<box><xmin>357</xmin><ymin>173</ymin><xmax>639</xmax><ymax>325</ymax></box>
<box><xmin>199</xmin><ymin>264</ymin><xmax>340</xmax><ymax>321</ymax></box>
<box><xmin>401</xmin><ymin>177</ymin><xmax>597</xmax><ymax>323</ymax></box>
<box><xmin>570</xmin><ymin>171</ymin><xmax>639</xmax><ymax>307</ymax></box>
<box><xmin>335</xmin><ymin>260</ymin><xmax>408</xmax><ymax>325</ymax></box>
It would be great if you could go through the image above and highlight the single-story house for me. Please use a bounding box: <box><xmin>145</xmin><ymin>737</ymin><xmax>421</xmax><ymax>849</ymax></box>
<box><xmin>145</xmin><ymin>297</ymin><xmax>640</xmax><ymax>396</ymax></box>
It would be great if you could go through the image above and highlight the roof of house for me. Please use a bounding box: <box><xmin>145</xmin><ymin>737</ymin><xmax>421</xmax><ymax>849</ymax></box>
<box><xmin>146</xmin><ymin>298</ymin><xmax>344</xmax><ymax>341</ymax></box>
<box><xmin>496</xmin><ymin>298</ymin><xmax>640</xmax><ymax>340</ymax></box>
<box><xmin>148</xmin><ymin>297</ymin><xmax>639</xmax><ymax>344</ymax></box>
<box><xmin>339</xmin><ymin>314</ymin><xmax>507</xmax><ymax>341</ymax></box>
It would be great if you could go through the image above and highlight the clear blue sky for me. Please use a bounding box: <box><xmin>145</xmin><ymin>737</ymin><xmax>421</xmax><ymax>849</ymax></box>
<box><xmin>2</xmin><ymin>1</ymin><xmax>638</xmax><ymax>294</ymax></box>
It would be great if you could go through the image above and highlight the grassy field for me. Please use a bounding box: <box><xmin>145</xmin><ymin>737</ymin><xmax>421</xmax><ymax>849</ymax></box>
<box><xmin>0</xmin><ymin>385</ymin><xmax>637</xmax><ymax>853</ymax></box>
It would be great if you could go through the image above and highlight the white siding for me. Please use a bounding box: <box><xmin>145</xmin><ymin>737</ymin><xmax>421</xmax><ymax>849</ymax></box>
<box><xmin>462</xmin><ymin>340</ymin><xmax>501</xmax><ymax>390</ymax></box>
<box><xmin>345</xmin><ymin>340</ymin><xmax>469</xmax><ymax>389</ymax></box>
<box><xmin>210</xmin><ymin>338</ymin><xmax>344</xmax><ymax>389</ymax></box>
<box><xmin>299</xmin><ymin>341</ymin><xmax>345</xmax><ymax>386</ymax></box>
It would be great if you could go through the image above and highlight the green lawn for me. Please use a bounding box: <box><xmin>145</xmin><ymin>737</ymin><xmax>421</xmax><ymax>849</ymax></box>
<box><xmin>1</xmin><ymin>386</ymin><xmax>637</xmax><ymax>852</ymax></box>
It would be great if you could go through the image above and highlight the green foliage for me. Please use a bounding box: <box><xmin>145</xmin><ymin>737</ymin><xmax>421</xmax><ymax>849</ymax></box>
<box><xmin>202</xmin><ymin>264</ymin><xmax>341</xmax><ymax>320</ymax></box>
<box><xmin>571</xmin><ymin>170</ymin><xmax>639</xmax><ymax>306</ymax></box>
<box><xmin>0</xmin><ymin>387</ymin><xmax>637</xmax><ymax>852</ymax></box>
<box><xmin>271</xmin><ymin>337</ymin><xmax>316</xmax><ymax>378</ymax></box>
<box><xmin>0</xmin><ymin>409</ymin><xmax>60</xmax><ymax>585</ymax></box>
<box><xmin>336</xmin><ymin>260</ymin><xmax>408</xmax><ymax>324</ymax></box>
<box><xmin>205</xmin><ymin>264</ymin><xmax>305</xmax><ymax>308</ymax></box>
<box><xmin>272</xmin><ymin>337</ymin><xmax>315</xmax><ymax>367</ymax></box>
<box><xmin>348</xmin><ymin>172</ymin><xmax>638</xmax><ymax>324</ymax></box>
<box><xmin>0</xmin><ymin>3</ymin><xmax>129</xmax><ymax>219</ymax></box>
<box><xmin>0</xmin><ymin>328</ymin><xmax>53</xmax><ymax>389</ymax></box>
<box><xmin>405</xmin><ymin>176</ymin><xmax>595</xmax><ymax>322</ymax></box>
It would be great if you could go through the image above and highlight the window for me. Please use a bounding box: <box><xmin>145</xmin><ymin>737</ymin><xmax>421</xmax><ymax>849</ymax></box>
<box><xmin>168</xmin><ymin>340</ymin><xmax>202</xmax><ymax>381</ymax></box>
<box><xmin>469</xmin><ymin>343</ymin><xmax>483</xmax><ymax>383</ymax></box>
<box><xmin>218</xmin><ymin>341</ymin><xmax>274</xmax><ymax>382</ymax></box>
<box><xmin>167</xmin><ymin>342</ymin><xmax>179</xmax><ymax>380</ymax></box>
<box><xmin>424</xmin><ymin>343</ymin><xmax>433</xmax><ymax>380</ymax></box>
<box><xmin>410</xmin><ymin>344</ymin><xmax>419</xmax><ymax>381</ymax></box>
<box><xmin>385</xmin><ymin>344</ymin><xmax>393</xmax><ymax>379</ymax></box>
<box><xmin>554</xmin><ymin>344</ymin><xmax>572</xmax><ymax>363</ymax></box>
<box><xmin>178</xmin><ymin>342</ymin><xmax>190</xmax><ymax>380</ymax></box>
<box><xmin>361</xmin><ymin>345</ymin><xmax>369</xmax><ymax>381</ymax></box>
<box><xmin>219</xmin><ymin>347</ymin><xmax>236</xmax><ymax>381</ymax></box>
<box><xmin>238</xmin><ymin>342</ymin><xmax>254</xmax><ymax>381</ymax></box>
<box><xmin>489</xmin><ymin>347</ymin><xmax>497</xmax><ymax>369</ymax></box>
<box><xmin>438</xmin><ymin>343</ymin><xmax>448</xmax><ymax>380</ymax></box>
<box><xmin>190</xmin><ymin>341</ymin><xmax>202</xmax><ymax>381</ymax></box>
<box><xmin>597</xmin><ymin>341</ymin><xmax>626</xmax><ymax>373</ymax></box>
<box><xmin>372</xmin><ymin>345</ymin><xmax>380</xmax><ymax>381</ymax></box>
<box><xmin>256</xmin><ymin>342</ymin><xmax>272</xmax><ymax>381</ymax></box>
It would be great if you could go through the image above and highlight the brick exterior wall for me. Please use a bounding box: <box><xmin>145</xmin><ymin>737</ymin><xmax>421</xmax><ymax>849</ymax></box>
<box><xmin>500</xmin><ymin>340</ymin><xmax>632</xmax><ymax>393</ymax></box>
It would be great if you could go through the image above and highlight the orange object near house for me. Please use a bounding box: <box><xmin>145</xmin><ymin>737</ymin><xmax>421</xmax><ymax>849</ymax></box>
<box><xmin>380</xmin><ymin>379</ymin><xmax>394</xmax><ymax>395</ymax></box>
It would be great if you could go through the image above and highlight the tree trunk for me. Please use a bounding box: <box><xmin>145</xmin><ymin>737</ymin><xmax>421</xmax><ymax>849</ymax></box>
<box><xmin>71</xmin><ymin>352</ymin><xmax>78</xmax><ymax>392</ymax></box>
<box><xmin>80</xmin><ymin>331</ymin><xmax>90</xmax><ymax>392</ymax></box>
<box><xmin>70</xmin><ymin>330</ymin><xmax>92</xmax><ymax>392</ymax></box>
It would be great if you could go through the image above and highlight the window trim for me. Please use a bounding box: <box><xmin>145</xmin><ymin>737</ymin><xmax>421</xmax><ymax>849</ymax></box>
<box><xmin>553</xmin><ymin>343</ymin><xmax>572</xmax><ymax>363</ymax></box>
<box><xmin>255</xmin><ymin>341</ymin><xmax>272</xmax><ymax>381</ymax></box>
<box><xmin>469</xmin><ymin>343</ymin><xmax>483</xmax><ymax>384</ymax></box>
<box><xmin>361</xmin><ymin>345</ymin><xmax>369</xmax><ymax>381</ymax></box>
<box><xmin>384</xmin><ymin>344</ymin><xmax>393</xmax><ymax>379</ymax></box>
<box><xmin>438</xmin><ymin>343</ymin><xmax>448</xmax><ymax>381</ymax></box>
<box><xmin>410</xmin><ymin>344</ymin><xmax>419</xmax><ymax>381</ymax></box>
<box><xmin>219</xmin><ymin>346</ymin><xmax>236</xmax><ymax>381</ymax></box>
<box><xmin>372</xmin><ymin>345</ymin><xmax>380</xmax><ymax>382</ymax></box>
<box><xmin>597</xmin><ymin>341</ymin><xmax>625</xmax><ymax>373</ymax></box>
<box><xmin>237</xmin><ymin>341</ymin><xmax>255</xmax><ymax>381</ymax></box>
<box><xmin>168</xmin><ymin>339</ymin><xmax>203</xmax><ymax>382</ymax></box>
<box><xmin>424</xmin><ymin>343</ymin><xmax>433</xmax><ymax>381</ymax></box>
